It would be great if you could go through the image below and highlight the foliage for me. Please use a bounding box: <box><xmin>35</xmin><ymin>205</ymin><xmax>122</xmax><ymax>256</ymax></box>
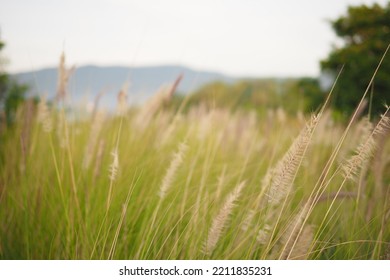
<box><xmin>0</xmin><ymin>95</ymin><xmax>389</xmax><ymax>259</ymax></box>
<box><xmin>0</xmin><ymin>39</ymin><xmax>27</xmax><ymax>127</ymax></box>
<box><xmin>321</xmin><ymin>3</ymin><xmax>390</xmax><ymax>116</ymax></box>
<box><xmin>0</xmin><ymin>41</ymin><xmax>8</xmax><ymax>107</ymax></box>
<box><xmin>186</xmin><ymin>80</ymin><xmax>280</xmax><ymax>111</ymax></box>
<box><xmin>283</xmin><ymin>78</ymin><xmax>324</xmax><ymax>113</ymax></box>
<box><xmin>184</xmin><ymin>78</ymin><xmax>325</xmax><ymax>116</ymax></box>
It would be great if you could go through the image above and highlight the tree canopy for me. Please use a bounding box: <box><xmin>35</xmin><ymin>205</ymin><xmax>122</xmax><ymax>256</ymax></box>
<box><xmin>0</xmin><ymin>39</ymin><xmax>27</xmax><ymax>126</ymax></box>
<box><xmin>321</xmin><ymin>3</ymin><xmax>390</xmax><ymax>116</ymax></box>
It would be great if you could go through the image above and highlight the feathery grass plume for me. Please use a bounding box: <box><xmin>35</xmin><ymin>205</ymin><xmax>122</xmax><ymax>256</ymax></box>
<box><xmin>203</xmin><ymin>181</ymin><xmax>245</xmax><ymax>255</ymax></box>
<box><xmin>109</xmin><ymin>148</ymin><xmax>119</xmax><ymax>182</ymax></box>
<box><xmin>83</xmin><ymin>111</ymin><xmax>106</xmax><ymax>169</ymax></box>
<box><xmin>267</xmin><ymin>114</ymin><xmax>319</xmax><ymax>205</ymax></box>
<box><xmin>241</xmin><ymin>210</ymin><xmax>255</xmax><ymax>232</ymax></box>
<box><xmin>343</xmin><ymin>111</ymin><xmax>390</xmax><ymax>181</ymax></box>
<box><xmin>256</xmin><ymin>115</ymin><xmax>318</xmax><ymax>250</ymax></box>
<box><xmin>312</xmin><ymin>110</ymin><xmax>339</xmax><ymax>148</ymax></box>
<box><xmin>37</xmin><ymin>95</ymin><xmax>52</xmax><ymax>133</ymax></box>
<box><xmin>373</xmin><ymin>111</ymin><xmax>390</xmax><ymax>135</ymax></box>
<box><xmin>372</xmin><ymin>127</ymin><xmax>389</xmax><ymax>193</ymax></box>
<box><xmin>356</xmin><ymin>116</ymin><xmax>374</xmax><ymax>142</ymax></box>
<box><xmin>338</xmin><ymin>117</ymin><xmax>373</xmax><ymax>163</ymax></box>
<box><xmin>288</xmin><ymin>224</ymin><xmax>314</xmax><ymax>260</ymax></box>
<box><xmin>256</xmin><ymin>211</ymin><xmax>275</xmax><ymax>245</ymax></box>
<box><xmin>158</xmin><ymin>142</ymin><xmax>188</xmax><ymax>199</ymax></box>
<box><xmin>116</xmin><ymin>83</ymin><xmax>128</xmax><ymax>116</ymax></box>
<box><xmin>279</xmin><ymin>201</ymin><xmax>310</xmax><ymax>259</ymax></box>
<box><xmin>135</xmin><ymin>74</ymin><xmax>182</xmax><ymax>129</ymax></box>
<box><xmin>56</xmin><ymin>52</ymin><xmax>74</xmax><ymax>102</ymax></box>
<box><xmin>168</xmin><ymin>73</ymin><xmax>183</xmax><ymax>98</ymax></box>
<box><xmin>106</xmin><ymin>147</ymin><xmax>119</xmax><ymax>211</ymax></box>
<box><xmin>256</xmin><ymin>224</ymin><xmax>272</xmax><ymax>244</ymax></box>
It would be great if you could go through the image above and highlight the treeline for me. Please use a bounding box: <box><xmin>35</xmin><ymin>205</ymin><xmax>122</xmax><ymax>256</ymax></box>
<box><xmin>169</xmin><ymin>78</ymin><xmax>324</xmax><ymax>116</ymax></box>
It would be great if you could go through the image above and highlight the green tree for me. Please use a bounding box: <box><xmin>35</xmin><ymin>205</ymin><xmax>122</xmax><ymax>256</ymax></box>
<box><xmin>0</xmin><ymin>39</ymin><xmax>27</xmax><ymax>126</ymax></box>
<box><xmin>0</xmin><ymin>41</ymin><xmax>8</xmax><ymax>105</ymax></box>
<box><xmin>321</xmin><ymin>3</ymin><xmax>390</xmax><ymax>116</ymax></box>
<box><xmin>283</xmin><ymin>78</ymin><xmax>324</xmax><ymax>113</ymax></box>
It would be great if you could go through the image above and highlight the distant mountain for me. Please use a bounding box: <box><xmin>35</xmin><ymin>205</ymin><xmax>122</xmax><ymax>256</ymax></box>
<box><xmin>13</xmin><ymin>65</ymin><xmax>236</xmax><ymax>109</ymax></box>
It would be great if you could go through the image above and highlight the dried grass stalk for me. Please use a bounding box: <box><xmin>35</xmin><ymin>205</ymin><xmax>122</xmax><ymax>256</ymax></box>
<box><xmin>83</xmin><ymin>111</ymin><xmax>106</xmax><ymax>169</ymax></box>
<box><xmin>287</xmin><ymin>224</ymin><xmax>314</xmax><ymax>260</ymax></box>
<box><xmin>204</xmin><ymin>181</ymin><xmax>245</xmax><ymax>255</ymax></box>
<box><xmin>56</xmin><ymin>52</ymin><xmax>74</xmax><ymax>102</ymax></box>
<box><xmin>158</xmin><ymin>142</ymin><xmax>188</xmax><ymax>199</ymax></box>
<box><xmin>343</xmin><ymin>112</ymin><xmax>390</xmax><ymax>181</ymax></box>
<box><xmin>37</xmin><ymin>95</ymin><xmax>53</xmax><ymax>133</ymax></box>
<box><xmin>109</xmin><ymin>148</ymin><xmax>119</xmax><ymax>182</ymax></box>
<box><xmin>280</xmin><ymin>202</ymin><xmax>311</xmax><ymax>259</ymax></box>
<box><xmin>268</xmin><ymin>114</ymin><xmax>319</xmax><ymax>205</ymax></box>
<box><xmin>116</xmin><ymin>83</ymin><xmax>128</xmax><ymax>116</ymax></box>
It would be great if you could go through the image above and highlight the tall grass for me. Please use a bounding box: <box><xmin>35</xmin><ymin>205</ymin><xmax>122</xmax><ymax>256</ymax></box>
<box><xmin>0</xmin><ymin>55</ymin><xmax>389</xmax><ymax>260</ymax></box>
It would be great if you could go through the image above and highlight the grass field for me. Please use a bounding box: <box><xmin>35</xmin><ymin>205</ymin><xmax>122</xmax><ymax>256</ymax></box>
<box><xmin>0</xmin><ymin>66</ymin><xmax>389</xmax><ymax>260</ymax></box>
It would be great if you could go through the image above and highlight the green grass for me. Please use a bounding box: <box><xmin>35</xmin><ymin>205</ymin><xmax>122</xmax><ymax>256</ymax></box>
<box><xmin>0</xmin><ymin>94</ymin><xmax>389</xmax><ymax>260</ymax></box>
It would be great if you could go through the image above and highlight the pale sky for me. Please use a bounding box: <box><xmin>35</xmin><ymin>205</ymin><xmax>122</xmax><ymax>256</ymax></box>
<box><xmin>0</xmin><ymin>0</ymin><xmax>388</xmax><ymax>77</ymax></box>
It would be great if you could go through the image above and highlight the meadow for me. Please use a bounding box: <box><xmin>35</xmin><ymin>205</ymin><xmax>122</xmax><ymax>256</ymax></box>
<box><xmin>0</xmin><ymin>58</ymin><xmax>389</xmax><ymax>260</ymax></box>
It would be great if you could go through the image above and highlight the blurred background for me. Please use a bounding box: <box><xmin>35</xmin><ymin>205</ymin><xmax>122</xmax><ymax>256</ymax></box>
<box><xmin>0</xmin><ymin>0</ymin><xmax>389</xmax><ymax>121</ymax></box>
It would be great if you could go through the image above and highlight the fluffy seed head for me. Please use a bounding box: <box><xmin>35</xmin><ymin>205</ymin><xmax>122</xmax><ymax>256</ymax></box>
<box><xmin>203</xmin><ymin>181</ymin><xmax>245</xmax><ymax>255</ymax></box>
<box><xmin>109</xmin><ymin>148</ymin><xmax>119</xmax><ymax>182</ymax></box>
<box><xmin>37</xmin><ymin>95</ymin><xmax>53</xmax><ymax>133</ymax></box>
<box><xmin>288</xmin><ymin>225</ymin><xmax>314</xmax><ymax>260</ymax></box>
<box><xmin>268</xmin><ymin>114</ymin><xmax>318</xmax><ymax>205</ymax></box>
<box><xmin>257</xmin><ymin>224</ymin><xmax>272</xmax><ymax>244</ymax></box>
<box><xmin>343</xmin><ymin>114</ymin><xmax>390</xmax><ymax>181</ymax></box>
<box><xmin>56</xmin><ymin>52</ymin><xmax>73</xmax><ymax>102</ymax></box>
<box><xmin>280</xmin><ymin>202</ymin><xmax>311</xmax><ymax>259</ymax></box>
<box><xmin>158</xmin><ymin>142</ymin><xmax>188</xmax><ymax>199</ymax></box>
